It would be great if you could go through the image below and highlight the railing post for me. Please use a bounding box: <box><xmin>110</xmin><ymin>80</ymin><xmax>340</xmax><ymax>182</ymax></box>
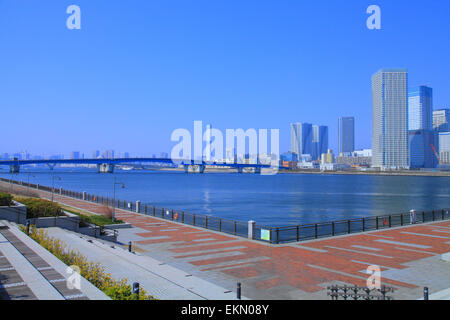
<box><xmin>422</xmin><ymin>211</ymin><xmax>425</xmax><ymax>223</ymax></box>
<box><xmin>276</xmin><ymin>228</ymin><xmax>279</xmax><ymax>244</ymax></box>
<box><xmin>205</xmin><ymin>216</ymin><xmax>208</xmax><ymax>228</ymax></box>
<box><xmin>248</xmin><ymin>220</ymin><xmax>255</xmax><ymax>240</ymax></box>
<box><xmin>314</xmin><ymin>224</ymin><xmax>318</xmax><ymax>239</ymax></box>
<box><xmin>362</xmin><ymin>218</ymin><xmax>365</xmax><ymax>232</ymax></box>
<box><xmin>171</xmin><ymin>209</ymin><xmax>174</xmax><ymax>220</ymax></box>
<box><xmin>193</xmin><ymin>214</ymin><xmax>196</xmax><ymax>226</ymax></box>
<box><xmin>296</xmin><ymin>226</ymin><xmax>299</xmax><ymax>241</ymax></box>
<box><xmin>182</xmin><ymin>212</ymin><xmax>184</xmax><ymax>223</ymax></box>
<box><xmin>424</xmin><ymin>287</ymin><xmax>429</xmax><ymax>300</ymax></box>
<box><xmin>234</xmin><ymin>221</ymin><xmax>237</xmax><ymax>235</ymax></box>
<box><xmin>332</xmin><ymin>222</ymin><xmax>335</xmax><ymax>236</ymax></box>
<box><xmin>432</xmin><ymin>210</ymin><xmax>435</xmax><ymax>221</ymax></box>
<box><xmin>376</xmin><ymin>217</ymin><xmax>379</xmax><ymax>229</ymax></box>
<box><xmin>219</xmin><ymin>219</ymin><xmax>222</xmax><ymax>232</ymax></box>
<box><xmin>153</xmin><ymin>206</ymin><xmax>155</xmax><ymax>216</ymax></box>
<box><xmin>400</xmin><ymin>214</ymin><xmax>403</xmax><ymax>226</ymax></box>
<box><xmin>389</xmin><ymin>215</ymin><xmax>391</xmax><ymax>228</ymax></box>
<box><xmin>348</xmin><ymin>220</ymin><xmax>351</xmax><ymax>234</ymax></box>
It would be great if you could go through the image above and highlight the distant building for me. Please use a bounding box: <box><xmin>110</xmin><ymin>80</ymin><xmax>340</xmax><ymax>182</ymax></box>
<box><xmin>338</xmin><ymin>117</ymin><xmax>355</xmax><ymax>154</ymax></box>
<box><xmin>290</xmin><ymin>123</ymin><xmax>313</xmax><ymax>157</ymax></box>
<box><xmin>280</xmin><ymin>152</ymin><xmax>298</xmax><ymax>162</ymax></box>
<box><xmin>70</xmin><ymin>151</ymin><xmax>80</xmax><ymax>159</ymax></box>
<box><xmin>408</xmin><ymin>86</ymin><xmax>433</xmax><ymax>131</ymax></box>
<box><xmin>321</xmin><ymin>149</ymin><xmax>334</xmax><ymax>164</ymax></box>
<box><xmin>92</xmin><ymin>150</ymin><xmax>100</xmax><ymax>158</ymax></box>
<box><xmin>407</xmin><ymin>86</ymin><xmax>436</xmax><ymax>168</ymax></box>
<box><xmin>408</xmin><ymin>130</ymin><xmax>438</xmax><ymax>168</ymax></box>
<box><xmin>439</xmin><ymin>132</ymin><xmax>450</xmax><ymax>164</ymax></box>
<box><xmin>103</xmin><ymin>150</ymin><xmax>115</xmax><ymax>159</ymax></box>
<box><xmin>312</xmin><ymin>125</ymin><xmax>328</xmax><ymax>161</ymax></box>
<box><xmin>160</xmin><ymin>152</ymin><xmax>169</xmax><ymax>159</ymax></box>
<box><xmin>372</xmin><ymin>69</ymin><xmax>409</xmax><ymax>169</ymax></box>
<box><xmin>433</xmin><ymin>109</ymin><xmax>450</xmax><ymax>132</ymax></box>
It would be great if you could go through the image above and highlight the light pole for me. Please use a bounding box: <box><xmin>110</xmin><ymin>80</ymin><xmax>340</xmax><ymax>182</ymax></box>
<box><xmin>51</xmin><ymin>173</ymin><xmax>61</xmax><ymax>202</ymax></box>
<box><xmin>112</xmin><ymin>176</ymin><xmax>125</xmax><ymax>222</ymax></box>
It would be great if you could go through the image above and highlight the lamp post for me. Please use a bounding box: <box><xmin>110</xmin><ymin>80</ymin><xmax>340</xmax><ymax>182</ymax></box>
<box><xmin>112</xmin><ymin>176</ymin><xmax>125</xmax><ymax>222</ymax></box>
<box><xmin>51</xmin><ymin>173</ymin><xmax>61</xmax><ymax>202</ymax></box>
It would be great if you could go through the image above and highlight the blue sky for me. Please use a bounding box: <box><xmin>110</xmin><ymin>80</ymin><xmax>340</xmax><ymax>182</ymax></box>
<box><xmin>1</xmin><ymin>0</ymin><xmax>449</xmax><ymax>157</ymax></box>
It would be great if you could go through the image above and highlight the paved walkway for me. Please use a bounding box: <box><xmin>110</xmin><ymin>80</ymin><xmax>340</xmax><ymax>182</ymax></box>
<box><xmin>4</xmin><ymin>181</ymin><xmax>450</xmax><ymax>300</ymax></box>
<box><xmin>0</xmin><ymin>220</ymin><xmax>109</xmax><ymax>300</ymax></box>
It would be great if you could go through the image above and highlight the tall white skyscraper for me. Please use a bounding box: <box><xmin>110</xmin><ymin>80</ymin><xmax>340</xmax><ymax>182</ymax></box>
<box><xmin>290</xmin><ymin>123</ymin><xmax>313</xmax><ymax>157</ymax></box>
<box><xmin>372</xmin><ymin>69</ymin><xmax>409</xmax><ymax>169</ymax></box>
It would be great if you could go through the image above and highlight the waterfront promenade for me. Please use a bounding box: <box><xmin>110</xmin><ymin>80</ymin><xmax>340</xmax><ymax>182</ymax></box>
<box><xmin>2</xmin><ymin>181</ymin><xmax>450</xmax><ymax>300</ymax></box>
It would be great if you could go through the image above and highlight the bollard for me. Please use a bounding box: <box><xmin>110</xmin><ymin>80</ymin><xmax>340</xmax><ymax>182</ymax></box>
<box><xmin>132</xmin><ymin>282</ymin><xmax>140</xmax><ymax>299</ymax></box>
<box><xmin>26</xmin><ymin>221</ymin><xmax>30</xmax><ymax>235</ymax></box>
<box><xmin>424</xmin><ymin>287</ymin><xmax>429</xmax><ymax>300</ymax></box>
<box><xmin>237</xmin><ymin>282</ymin><xmax>241</xmax><ymax>300</ymax></box>
<box><xmin>128</xmin><ymin>241</ymin><xmax>132</xmax><ymax>252</ymax></box>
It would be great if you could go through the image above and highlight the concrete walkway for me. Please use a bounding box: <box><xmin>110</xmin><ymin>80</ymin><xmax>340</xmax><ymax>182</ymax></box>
<box><xmin>0</xmin><ymin>220</ymin><xmax>109</xmax><ymax>300</ymax></box>
<box><xmin>44</xmin><ymin>227</ymin><xmax>243</xmax><ymax>300</ymax></box>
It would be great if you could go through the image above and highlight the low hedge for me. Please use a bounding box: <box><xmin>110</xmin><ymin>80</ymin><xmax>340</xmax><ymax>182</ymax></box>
<box><xmin>0</xmin><ymin>192</ymin><xmax>13</xmax><ymax>206</ymax></box>
<box><xmin>15</xmin><ymin>197</ymin><xmax>64</xmax><ymax>218</ymax></box>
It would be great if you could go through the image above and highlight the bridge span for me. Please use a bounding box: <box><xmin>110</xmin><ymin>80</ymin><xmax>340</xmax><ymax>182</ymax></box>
<box><xmin>0</xmin><ymin>158</ymin><xmax>280</xmax><ymax>174</ymax></box>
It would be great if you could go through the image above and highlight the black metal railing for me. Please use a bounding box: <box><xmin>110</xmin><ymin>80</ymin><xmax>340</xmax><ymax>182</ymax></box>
<box><xmin>1</xmin><ymin>177</ymin><xmax>449</xmax><ymax>245</ymax></box>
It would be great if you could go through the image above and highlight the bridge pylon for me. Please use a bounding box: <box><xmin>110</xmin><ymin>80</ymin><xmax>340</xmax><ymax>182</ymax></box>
<box><xmin>97</xmin><ymin>163</ymin><xmax>115</xmax><ymax>173</ymax></box>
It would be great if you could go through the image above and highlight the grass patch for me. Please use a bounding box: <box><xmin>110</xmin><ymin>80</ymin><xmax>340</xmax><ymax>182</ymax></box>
<box><xmin>15</xmin><ymin>197</ymin><xmax>64</xmax><ymax>218</ymax></box>
<box><xmin>62</xmin><ymin>207</ymin><xmax>124</xmax><ymax>227</ymax></box>
<box><xmin>0</xmin><ymin>192</ymin><xmax>13</xmax><ymax>206</ymax></box>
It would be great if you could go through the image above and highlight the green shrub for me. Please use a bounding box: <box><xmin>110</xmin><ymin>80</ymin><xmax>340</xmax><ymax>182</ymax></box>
<box><xmin>15</xmin><ymin>197</ymin><xmax>64</xmax><ymax>218</ymax></box>
<box><xmin>0</xmin><ymin>192</ymin><xmax>13</xmax><ymax>206</ymax></box>
<box><xmin>20</xmin><ymin>225</ymin><xmax>154</xmax><ymax>300</ymax></box>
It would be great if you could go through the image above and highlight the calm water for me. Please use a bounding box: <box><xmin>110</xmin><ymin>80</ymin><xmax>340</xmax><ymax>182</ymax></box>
<box><xmin>1</xmin><ymin>168</ymin><xmax>449</xmax><ymax>227</ymax></box>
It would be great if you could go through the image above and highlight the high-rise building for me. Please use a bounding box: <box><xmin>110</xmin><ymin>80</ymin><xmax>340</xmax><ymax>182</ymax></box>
<box><xmin>290</xmin><ymin>123</ymin><xmax>313</xmax><ymax>157</ymax></box>
<box><xmin>433</xmin><ymin>109</ymin><xmax>450</xmax><ymax>132</ymax></box>
<box><xmin>407</xmin><ymin>86</ymin><xmax>436</xmax><ymax>168</ymax></box>
<box><xmin>312</xmin><ymin>125</ymin><xmax>328</xmax><ymax>160</ymax></box>
<box><xmin>372</xmin><ymin>69</ymin><xmax>409</xmax><ymax>169</ymax></box>
<box><xmin>408</xmin><ymin>130</ymin><xmax>438</xmax><ymax>168</ymax></box>
<box><xmin>408</xmin><ymin>86</ymin><xmax>433</xmax><ymax>131</ymax></box>
<box><xmin>92</xmin><ymin>150</ymin><xmax>100</xmax><ymax>158</ymax></box>
<box><xmin>338</xmin><ymin>117</ymin><xmax>355</xmax><ymax>155</ymax></box>
<box><xmin>439</xmin><ymin>132</ymin><xmax>450</xmax><ymax>164</ymax></box>
<box><xmin>70</xmin><ymin>151</ymin><xmax>80</xmax><ymax>159</ymax></box>
<box><xmin>103</xmin><ymin>150</ymin><xmax>115</xmax><ymax>159</ymax></box>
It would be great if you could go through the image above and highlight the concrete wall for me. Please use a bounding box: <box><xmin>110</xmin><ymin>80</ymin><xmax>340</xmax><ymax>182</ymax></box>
<box><xmin>0</xmin><ymin>202</ymin><xmax>27</xmax><ymax>224</ymax></box>
<box><xmin>0</xmin><ymin>204</ymin><xmax>79</xmax><ymax>232</ymax></box>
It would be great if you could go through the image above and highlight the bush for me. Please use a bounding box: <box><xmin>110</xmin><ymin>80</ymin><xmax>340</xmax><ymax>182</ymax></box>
<box><xmin>0</xmin><ymin>192</ymin><xmax>13</xmax><ymax>206</ymax></box>
<box><xmin>20</xmin><ymin>225</ymin><xmax>154</xmax><ymax>300</ymax></box>
<box><xmin>15</xmin><ymin>197</ymin><xmax>64</xmax><ymax>218</ymax></box>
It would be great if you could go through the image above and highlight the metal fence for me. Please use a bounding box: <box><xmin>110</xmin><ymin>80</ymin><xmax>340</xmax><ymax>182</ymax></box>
<box><xmin>2</xmin><ymin>177</ymin><xmax>450</xmax><ymax>244</ymax></box>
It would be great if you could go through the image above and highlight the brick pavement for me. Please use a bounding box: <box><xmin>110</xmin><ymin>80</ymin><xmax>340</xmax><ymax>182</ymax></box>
<box><xmin>4</xmin><ymin>181</ymin><xmax>450</xmax><ymax>300</ymax></box>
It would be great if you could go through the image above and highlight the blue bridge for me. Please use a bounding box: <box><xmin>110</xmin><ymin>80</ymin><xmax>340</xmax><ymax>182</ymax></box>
<box><xmin>0</xmin><ymin>158</ymin><xmax>280</xmax><ymax>174</ymax></box>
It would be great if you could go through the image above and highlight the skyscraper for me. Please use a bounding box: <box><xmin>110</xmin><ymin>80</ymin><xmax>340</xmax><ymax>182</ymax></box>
<box><xmin>372</xmin><ymin>69</ymin><xmax>409</xmax><ymax>169</ymax></box>
<box><xmin>338</xmin><ymin>117</ymin><xmax>355</xmax><ymax>155</ymax></box>
<box><xmin>290</xmin><ymin>123</ymin><xmax>313</xmax><ymax>157</ymax></box>
<box><xmin>408</xmin><ymin>86</ymin><xmax>436</xmax><ymax>168</ymax></box>
<box><xmin>312</xmin><ymin>125</ymin><xmax>328</xmax><ymax>160</ymax></box>
<box><xmin>408</xmin><ymin>86</ymin><xmax>433</xmax><ymax>131</ymax></box>
<box><xmin>433</xmin><ymin>109</ymin><xmax>450</xmax><ymax>132</ymax></box>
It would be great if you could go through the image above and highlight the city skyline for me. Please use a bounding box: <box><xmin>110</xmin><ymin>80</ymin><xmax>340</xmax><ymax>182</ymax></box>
<box><xmin>1</xmin><ymin>1</ymin><xmax>450</xmax><ymax>156</ymax></box>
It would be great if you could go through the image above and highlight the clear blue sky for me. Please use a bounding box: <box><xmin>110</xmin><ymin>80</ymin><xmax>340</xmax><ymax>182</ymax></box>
<box><xmin>1</xmin><ymin>0</ymin><xmax>449</xmax><ymax>157</ymax></box>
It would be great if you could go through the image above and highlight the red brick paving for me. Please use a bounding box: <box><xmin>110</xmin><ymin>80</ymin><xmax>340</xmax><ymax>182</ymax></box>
<box><xmin>9</xmin><ymin>183</ymin><xmax>450</xmax><ymax>296</ymax></box>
